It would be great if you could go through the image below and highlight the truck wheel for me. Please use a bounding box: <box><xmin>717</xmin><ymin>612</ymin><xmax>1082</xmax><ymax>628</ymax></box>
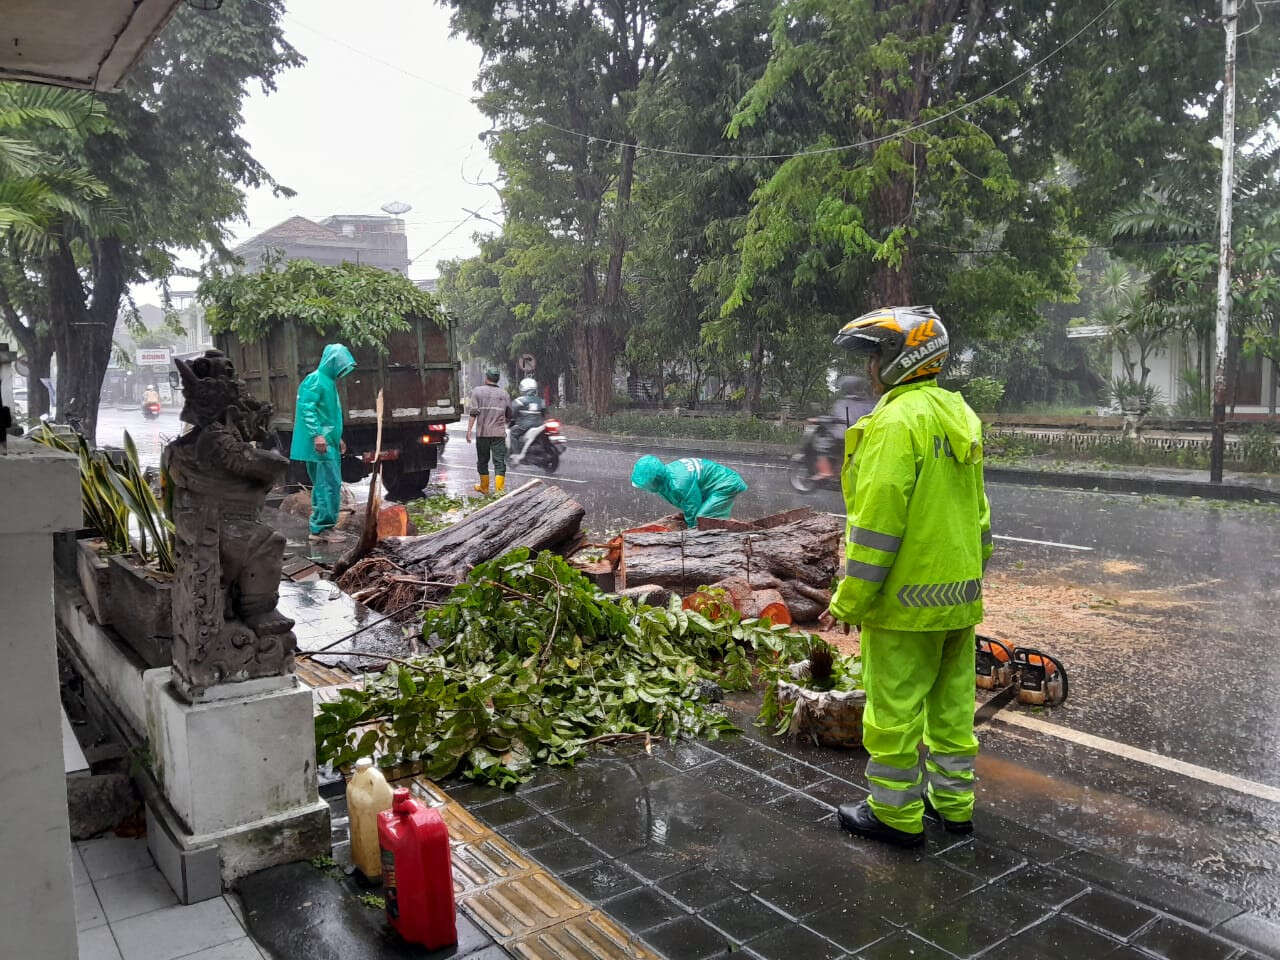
<box><xmin>384</xmin><ymin>469</ymin><xmax>431</xmax><ymax>502</ymax></box>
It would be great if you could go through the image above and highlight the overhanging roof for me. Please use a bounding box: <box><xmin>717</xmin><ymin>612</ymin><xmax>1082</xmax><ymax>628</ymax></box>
<box><xmin>0</xmin><ymin>0</ymin><xmax>185</xmax><ymax>91</ymax></box>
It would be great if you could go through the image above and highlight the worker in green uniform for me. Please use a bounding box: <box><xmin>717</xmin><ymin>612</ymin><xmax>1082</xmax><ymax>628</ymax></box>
<box><xmin>822</xmin><ymin>306</ymin><xmax>993</xmax><ymax>848</ymax></box>
<box><xmin>630</xmin><ymin>455</ymin><xmax>748</xmax><ymax>529</ymax></box>
<box><xmin>290</xmin><ymin>343</ymin><xmax>357</xmax><ymax>542</ymax></box>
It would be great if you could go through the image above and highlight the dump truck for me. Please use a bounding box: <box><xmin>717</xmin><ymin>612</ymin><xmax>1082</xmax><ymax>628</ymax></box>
<box><xmin>214</xmin><ymin>315</ymin><xmax>461</xmax><ymax>501</ymax></box>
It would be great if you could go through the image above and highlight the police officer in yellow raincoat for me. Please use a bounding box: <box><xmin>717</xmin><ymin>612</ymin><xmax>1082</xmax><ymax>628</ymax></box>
<box><xmin>823</xmin><ymin>306</ymin><xmax>993</xmax><ymax>848</ymax></box>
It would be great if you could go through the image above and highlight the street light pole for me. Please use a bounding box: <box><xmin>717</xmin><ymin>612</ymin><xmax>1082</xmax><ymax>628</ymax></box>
<box><xmin>1210</xmin><ymin>0</ymin><xmax>1238</xmax><ymax>483</ymax></box>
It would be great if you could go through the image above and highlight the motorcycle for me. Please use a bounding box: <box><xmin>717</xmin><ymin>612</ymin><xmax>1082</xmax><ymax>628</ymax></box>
<box><xmin>141</xmin><ymin>399</ymin><xmax>162</xmax><ymax>420</ymax></box>
<box><xmin>789</xmin><ymin>417</ymin><xmax>845</xmax><ymax>493</ymax></box>
<box><xmin>509</xmin><ymin>418</ymin><xmax>567</xmax><ymax>474</ymax></box>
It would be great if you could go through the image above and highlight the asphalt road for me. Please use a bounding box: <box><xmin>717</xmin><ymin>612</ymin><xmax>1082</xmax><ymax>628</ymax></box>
<box><xmin>435</xmin><ymin>424</ymin><xmax>1280</xmax><ymax>916</ymax></box>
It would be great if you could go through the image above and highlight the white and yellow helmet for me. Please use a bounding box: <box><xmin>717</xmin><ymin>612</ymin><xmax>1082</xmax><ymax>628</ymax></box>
<box><xmin>833</xmin><ymin>305</ymin><xmax>949</xmax><ymax>387</ymax></box>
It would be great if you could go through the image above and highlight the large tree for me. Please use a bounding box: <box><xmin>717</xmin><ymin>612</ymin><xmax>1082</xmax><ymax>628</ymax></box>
<box><xmin>2</xmin><ymin>0</ymin><xmax>300</xmax><ymax>442</ymax></box>
<box><xmin>444</xmin><ymin>0</ymin><xmax>719</xmax><ymax>417</ymax></box>
<box><xmin>724</xmin><ymin>0</ymin><xmax>1080</xmax><ymax>345</ymax></box>
<box><xmin>0</xmin><ymin>85</ymin><xmax>112</xmax><ymax>420</ymax></box>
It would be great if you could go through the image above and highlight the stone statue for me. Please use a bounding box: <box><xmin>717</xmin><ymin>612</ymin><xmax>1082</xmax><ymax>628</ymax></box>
<box><xmin>164</xmin><ymin>349</ymin><xmax>295</xmax><ymax>701</ymax></box>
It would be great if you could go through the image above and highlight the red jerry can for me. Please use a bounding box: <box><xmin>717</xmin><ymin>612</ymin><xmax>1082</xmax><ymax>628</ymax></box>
<box><xmin>377</xmin><ymin>787</ymin><xmax>457</xmax><ymax>948</ymax></box>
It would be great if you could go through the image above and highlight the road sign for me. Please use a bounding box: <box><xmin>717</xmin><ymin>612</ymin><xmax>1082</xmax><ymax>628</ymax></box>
<box><xmin>518</xmin><ymin>354</ymin><xmax>536</xmax><ymax>373</ymax></box>
<box><xmin>137</xmin><ymin>348</ymin><xmax>171</xmax><ymax>366</ymax></box>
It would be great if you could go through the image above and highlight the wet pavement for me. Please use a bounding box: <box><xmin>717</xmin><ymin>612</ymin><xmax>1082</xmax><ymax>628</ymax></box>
<box><xmin>96</xmin><ymin>404</ymin><xmax>185</xmax><ymax>466</ymax></box>
<box><xmin>435</xmin><ymin>715</ymin><xmax>1280</xmax><ymax>960</ymax></box>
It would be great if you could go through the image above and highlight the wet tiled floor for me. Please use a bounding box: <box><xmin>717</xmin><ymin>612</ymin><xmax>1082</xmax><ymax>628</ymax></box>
<box><xmin>438</xmin><ymin>719</ymin><xmax>1280</xmax><ymax>960</ymax></box>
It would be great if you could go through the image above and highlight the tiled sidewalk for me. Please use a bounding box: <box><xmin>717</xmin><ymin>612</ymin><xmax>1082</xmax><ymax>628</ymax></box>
<box><xmin>75</xmin><ymin>835</ymin><xmax>265</xmax><ymax>960</ymax></box>
<box><xmin>444</xmin><ymin>728</ymin><xmax>1280</xmax><ymax>960</ymax></box>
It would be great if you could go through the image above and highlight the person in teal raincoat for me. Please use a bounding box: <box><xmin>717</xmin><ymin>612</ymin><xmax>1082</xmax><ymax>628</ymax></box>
<box><xmin>630</xmin><ymin>456</ymin><xmax>748</xmax><ymax>529</ymax></box>
<box><xmin>290</xmin><ymin>344</ymin><xmax>357</xmax><ymax>541</ymax></box>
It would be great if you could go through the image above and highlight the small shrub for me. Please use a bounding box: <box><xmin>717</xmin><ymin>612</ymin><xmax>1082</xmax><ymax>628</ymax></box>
<box><xmin>961</xmin><ymin>376</ymin><xmax>1005</xmax><ymax>413</ymax></box>
<box><xmin>1238</xmin><ymin>425</ymin><xmax>1280</xmax><ymax>473</ymax></box>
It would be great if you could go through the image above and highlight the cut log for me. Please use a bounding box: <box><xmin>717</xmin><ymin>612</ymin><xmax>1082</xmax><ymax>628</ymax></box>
<box><xmin>616</xmin><ymin>584</ymin><xmax>673</xmax><ymax>607</ymax></box>
<box><xmin>374</xmin><ymin>479</ymin><xmax>585</xmax><ymax>595</ymax></box>
<box><xmin>743</xmin><ymin>589</ymin><xmax>792</xmax><ymax>626</ymax></box>
<box><xmin>753</xmin><ymin>506</ymin><xmax>818</xmax><ymax>530</ymax></box>
<box><xmin>619</xmin><ymin>512</ymin><xmax>842</xmax><ymax>597</ymax></box>
<box><xmin>696</xmin><ymin>516</ymin><xmax>757</xmax><ymax>532</ymax></box>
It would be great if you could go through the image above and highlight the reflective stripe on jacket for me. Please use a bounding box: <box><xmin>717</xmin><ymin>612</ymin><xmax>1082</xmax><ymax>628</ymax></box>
<box><xmin>829</xmin><ymin>381</ymin><xmax>993</xmax><ymax>631</ymax></box>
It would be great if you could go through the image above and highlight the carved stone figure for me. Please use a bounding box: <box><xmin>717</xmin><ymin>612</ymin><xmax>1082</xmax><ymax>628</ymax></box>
<box><xmin>164</xmin><ymin>349</ymin><xmax>295</xmax><ymax>701</ymax></box>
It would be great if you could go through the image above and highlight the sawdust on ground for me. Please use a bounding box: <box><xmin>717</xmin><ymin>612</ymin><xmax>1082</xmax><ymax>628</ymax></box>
<box><xmin>812</xmin><ymin>563</ymin><xmax>1214</xmax><ymax>662</ymax></box>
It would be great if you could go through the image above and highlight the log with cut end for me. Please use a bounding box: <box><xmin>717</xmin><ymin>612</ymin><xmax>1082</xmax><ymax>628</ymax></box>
<box><xmin>619</xmin><ymin>512</ymin><xmax>842</xmax><ymax>622</ymax></box>
<box><xmin>743</xmin><ymin>588</ymin><xmax>792</xmax><ymax>626</ymax></box>
<box><xmin>357</xmin><ymin>479</ymin><xmax>585</xmax><ymax>600</ymax></box>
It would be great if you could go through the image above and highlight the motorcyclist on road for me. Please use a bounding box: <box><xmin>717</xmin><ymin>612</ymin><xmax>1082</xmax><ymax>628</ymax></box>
<box><xmin>815</xmin><ymin>375</ymin><xmax>876</xmax><ymax>478</ymax></box>
<box><xmin>630</xmin><ymin>455</ymin><xmax>748</xmax><ymax>529</ymax></box>
<box><xmin>508</xmin><ymin>377</ymin><xmax>547</xmax><ymax>464</ymax></box>
<box><xmin>143</xmin><ymin>384</ymin><xmax>160</xmax><ymax>406</ymax></box>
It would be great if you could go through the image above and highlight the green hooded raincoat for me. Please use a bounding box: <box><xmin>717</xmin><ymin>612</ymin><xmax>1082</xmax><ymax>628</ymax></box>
<box><xmin>291</xmin><ymin>344</ymin><xmax>356</xmax><ymax>534</ymax></box>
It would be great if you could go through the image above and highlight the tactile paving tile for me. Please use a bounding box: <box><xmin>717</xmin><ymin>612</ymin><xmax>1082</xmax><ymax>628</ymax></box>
<box><xmin>438</xmin><ymin>801</ymin><xmax>490</xmax><ymax>844</ymax></box>
<box><xmin>507</xmin><ymin>910</ymin><xmax>660</xmax><ymax>960</ymax></box>
<box><xmin>463</xmin><ymin>870</ymin><xmax>587</xmax><ymax>941</ymax></box>
<box><xmin>453</xmin><ymin>835</ymin><xmax>536</xmax><ymax>896</ymax></box>
<box><xmin>408</xmin><ymin>776</ymin><xmax>451</xmax><ymax>808</ymax></box>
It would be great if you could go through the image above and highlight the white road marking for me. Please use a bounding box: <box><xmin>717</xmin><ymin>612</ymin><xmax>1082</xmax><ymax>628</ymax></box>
<box><xmin>507</xmin><ymin>471</ymin><xmax>589</xmax><ymax>484</ymax></box>
<box><xmin>825</xmin><ymin>516</ymin><xmax>1093</xmax><ymax>552</ymax></box>
<box><xmin>993</xmin><ymin>534</ymin><xmax>1093</xmax><ymax>552</ymax></box>
<box><xmin>994</xmin><ymin>712</ymin><xmax>1280</xmax><ymax>805</ymax></box>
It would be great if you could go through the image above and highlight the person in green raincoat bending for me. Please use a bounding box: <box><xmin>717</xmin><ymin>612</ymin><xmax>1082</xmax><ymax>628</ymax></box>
<box><xmin>822</xmin><ymin>306</ymin><xmax>993</xmax><ymax>850</ymax></box>
<box><xmin>290</xmin><ymin>343</ymin><xmax>357</xmax><ymax>542</ymax></box>
<box><xmin>630</xmin><ymin>456</ymin><xmax>748</xmax><ymax>529</ymax></box>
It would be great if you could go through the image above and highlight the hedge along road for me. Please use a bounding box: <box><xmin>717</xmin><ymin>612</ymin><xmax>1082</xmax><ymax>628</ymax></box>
<box><xmin>434</xmin><ymin>425</ymin><xmax>1280</xmax><ymax>914</ymax></box>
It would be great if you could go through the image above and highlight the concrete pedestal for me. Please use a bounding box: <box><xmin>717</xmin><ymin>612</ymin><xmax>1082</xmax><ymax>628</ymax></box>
<box><xmin>144</xmin><ymin>672</ymin><xmax>328</xmax><ymax>897</ymax></box>
<box><xmin>0</xmin><ymin>440</ymin><xmax>83</xmax><ymax>960</ymax></box>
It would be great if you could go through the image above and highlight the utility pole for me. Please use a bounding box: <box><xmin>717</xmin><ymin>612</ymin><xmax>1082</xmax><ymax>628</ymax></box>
<box><xmin>1210</xmin><ymin>0</ymin><xmax>1238</xmax><ymax>483</ymax></box>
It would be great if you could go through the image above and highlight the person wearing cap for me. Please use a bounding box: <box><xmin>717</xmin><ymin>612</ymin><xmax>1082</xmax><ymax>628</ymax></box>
<box><xmin>630</xmin><ymin>455</ymin><xmax>748</xmax><ymax>529</ymax></box>
<box><xmin>466</xmin><ymin>367</ymin><xmax>514</xmax><ymax>494</ymax></box>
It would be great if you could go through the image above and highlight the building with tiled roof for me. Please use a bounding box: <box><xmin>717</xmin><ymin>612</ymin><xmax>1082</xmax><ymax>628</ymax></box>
<box><xmin>233</xmin><ymin>215</ymin><xmax>409</xmax><ymax>275</ymax></box>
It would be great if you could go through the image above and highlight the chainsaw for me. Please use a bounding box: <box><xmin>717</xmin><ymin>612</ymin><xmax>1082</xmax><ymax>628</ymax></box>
<box><xmin>974</xmin><ymin>634</ymin><xmax>1069</xmax><ymax>710</ymax></box>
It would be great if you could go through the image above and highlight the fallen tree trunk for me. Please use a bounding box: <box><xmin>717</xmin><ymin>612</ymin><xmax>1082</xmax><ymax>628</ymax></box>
<box><xmin>385</xmin><ymin>479</ymin><xmax>583</xmax><ymax>580</ymax></box>
<box><xmin>619</xmin><ymin>512</ymin><xmax>842</xmax><ymax>623</ymax></box>
<box><xmin>338</xmin><ymin>479</ymin><xmax>585</xmax><ymax>609</ymax></box>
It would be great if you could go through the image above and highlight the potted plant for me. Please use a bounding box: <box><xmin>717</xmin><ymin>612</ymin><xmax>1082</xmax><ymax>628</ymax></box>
<box><xmin>762</xmin><ymin>638</ymin><xmax>865</xmax><ymax>748</ymax></box>
<box><xmin>104</xmin><ymin>434</ymin><xmax>177</xmax><ymax>667</ymax></box>
<box><xmin>32</xmin><ymin>426</ymin><xmax>131</xmax><ymax>625</ymax></box>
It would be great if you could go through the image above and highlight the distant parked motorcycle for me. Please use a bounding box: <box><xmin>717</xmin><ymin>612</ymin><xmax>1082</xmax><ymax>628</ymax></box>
<box><xmin>508</xmin><ymin>418</ymin><xmax>567</xmax><ymax>474</ymax></box>
<box><xmin>789</xmin><ymin>416</ymin><xmax>845</xmax><ymax>493</ymax></box>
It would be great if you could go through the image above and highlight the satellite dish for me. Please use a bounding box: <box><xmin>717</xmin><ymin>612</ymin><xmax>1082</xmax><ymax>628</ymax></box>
<box><xmin>381</xmin><ymin>201</ymin><xmax>412</xmax><ymax>216</ymax></box>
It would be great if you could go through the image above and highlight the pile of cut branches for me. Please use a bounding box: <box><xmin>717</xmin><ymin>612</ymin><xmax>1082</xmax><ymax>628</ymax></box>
<box><xmin>314</xmin><ymin>548</ymin><xmax>825</xmax><ymax>786</ymax></box>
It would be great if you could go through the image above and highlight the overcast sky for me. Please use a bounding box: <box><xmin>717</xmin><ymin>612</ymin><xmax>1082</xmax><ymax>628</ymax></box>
<box><xmin>184</xmin><ymin>0</ymin><xmax>498</xmax><ymax>287</ymax></box>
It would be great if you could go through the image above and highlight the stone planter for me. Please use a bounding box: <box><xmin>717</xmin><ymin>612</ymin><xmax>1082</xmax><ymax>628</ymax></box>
<box><xmin>55</xmin><ymin>527</ymin><xmax>94</xmax><ymax>578</ymax></box>
<box><xmin>776</xmin><ymin>659</ymin><xmax>866</xmax><ymax>748</ymax></box>
<box><xmin>76</xmin><ymin>538</ymin><xmax>114</xmax><ymax>627</ymax></box>
<box><xmin>107</xmin><ymin>554</ymin><xmax>173</xmax><ymax>667</ymax></box>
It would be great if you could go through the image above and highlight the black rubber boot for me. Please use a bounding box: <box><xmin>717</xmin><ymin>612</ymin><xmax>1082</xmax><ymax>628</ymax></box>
<box><xmin>837</xmin><ymin>800</ymin><xmax>925</xmax><ymax>849</ymax></box>
<box><xmin>923</xmin><ymin>794</ymin><xmax>974</xmax><ymax>835</ymax></box>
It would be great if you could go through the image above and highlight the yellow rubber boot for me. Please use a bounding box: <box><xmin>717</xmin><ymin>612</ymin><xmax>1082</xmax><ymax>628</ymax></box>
<box><xmin>474</xmin><ymin>474</ymin><xmax>490</xmax><ymax>494</ymax></box>
<box><xmin>495</xmin><ymin>475</ymin><xmax>506</xmax><ymax>494</ymax></box>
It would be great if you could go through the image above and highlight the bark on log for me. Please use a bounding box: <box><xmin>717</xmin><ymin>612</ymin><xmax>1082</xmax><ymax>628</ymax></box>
<box><xmin>375</xmin><ymin>479</ymin><xmax>585</xmax><ymax>593</ymax></box>
<box><xmin>619</xmin><ymin>513</ymin><xmax>842</xmax><ymax>601</ymax></box>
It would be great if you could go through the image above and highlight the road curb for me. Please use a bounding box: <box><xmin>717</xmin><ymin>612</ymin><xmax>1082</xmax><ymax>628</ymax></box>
<box><xmin>984</xmin><ymin>465</ymin><xmax>1280</xmax><ymax>503</ymax></box>
<box><xmin>565</xmin><ymin>431</ymin><xmax>1280</xmax><ymax>503</ymax></box>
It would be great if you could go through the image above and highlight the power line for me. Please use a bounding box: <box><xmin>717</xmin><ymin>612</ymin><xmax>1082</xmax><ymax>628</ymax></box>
<box><xmin>244</xmin><ymin>0</ymin><xmax>1124</xmax><ymax>164</ymax></box>
<box><xmin>407</xmin><ymin>209</ymin><xmax>488</xmax><ymax>265</ymax></box>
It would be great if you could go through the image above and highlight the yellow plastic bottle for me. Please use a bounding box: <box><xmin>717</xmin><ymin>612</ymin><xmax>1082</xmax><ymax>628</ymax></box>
<box><xmin>347</xmin><ymin>757</ymin><xmax>394</xmax><ymax>881</ymax></box>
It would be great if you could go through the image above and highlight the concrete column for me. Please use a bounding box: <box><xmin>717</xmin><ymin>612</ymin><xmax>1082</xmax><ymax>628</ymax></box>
<box><xmin>0</xmin><ymin>440</ymin><xmax>83</xmax><ymax>960</ymax></box>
